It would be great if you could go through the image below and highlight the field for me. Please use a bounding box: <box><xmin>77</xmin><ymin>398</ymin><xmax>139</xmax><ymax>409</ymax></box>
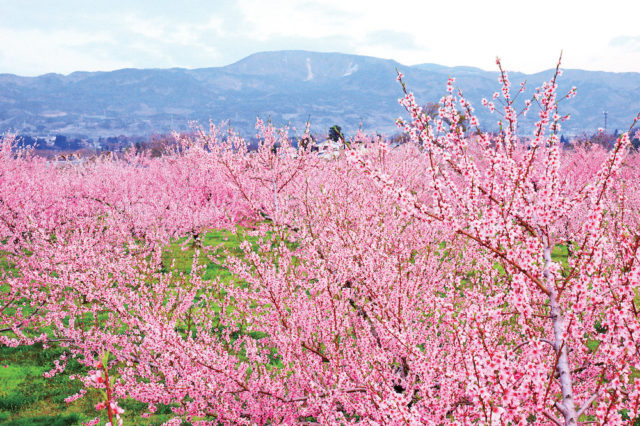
<box><xmin>1</xmin><ymin>232</ymin><xmax>578</xmax><ymax>425</ymax></box>
<box><xmin>0</xmin><ymin>229</ymin><xmax>259</xmax><ymax>424</ymax></box>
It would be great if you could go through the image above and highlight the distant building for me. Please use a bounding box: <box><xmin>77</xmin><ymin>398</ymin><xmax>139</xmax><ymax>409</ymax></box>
<box><xmin>316</xmin><ymin>139</ymin><xmax>343</xmax><ymax>159</ymax></box>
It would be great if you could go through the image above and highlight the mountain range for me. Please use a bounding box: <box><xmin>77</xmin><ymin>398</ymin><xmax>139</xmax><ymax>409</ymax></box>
<box><xmin>1</xmin><ymin>50</ymin><xmax>639</xmax><ymax>139</ymax></box>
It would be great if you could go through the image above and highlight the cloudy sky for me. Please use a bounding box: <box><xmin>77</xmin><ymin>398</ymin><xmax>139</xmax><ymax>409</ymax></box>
<box><xmin>1</xmin><ymin>0</ymin><xmax>639</xmax><ymax>76</ymax></box>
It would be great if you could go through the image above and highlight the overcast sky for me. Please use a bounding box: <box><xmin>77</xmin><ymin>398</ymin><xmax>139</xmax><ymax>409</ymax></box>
<box><xmin>2</xmin><ymin>0</ymin><xmax>639</xmax><ymax>76</ymax></box>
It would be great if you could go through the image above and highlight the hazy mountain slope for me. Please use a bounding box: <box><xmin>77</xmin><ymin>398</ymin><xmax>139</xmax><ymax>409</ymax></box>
<box><xmin>0</xmin><ymin>50</ymin><xmax>638</xmax><ymax>138</ymax></box>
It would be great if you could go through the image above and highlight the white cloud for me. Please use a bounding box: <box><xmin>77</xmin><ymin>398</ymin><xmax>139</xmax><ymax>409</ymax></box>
<box><xmin>236</xmin><ymin>0</ymin><xmax>354</xmax><ymax>40</ymax></box>
<box><xmin>124</xmin><ymin>15</ymin><xmax>166</xmax><ymax>40</ymax></box>
<box><xmin>0</xmin><ymin>27</ymin><xmax>130</xmax><ymax>75</ymax></box>
<box><xmin>0</xmin><ymin>0</ymin><xmax>639</xmax><ymax>74</ymax></box>
<box><xmin>232</xmin><ymin>0</ymin><xmax>640</xmax><ymax>72</ymax></box>
<box><xmin>610</xmin><ymin>36</ymin><xmax>640</xmax><ymax>52</ymax></box>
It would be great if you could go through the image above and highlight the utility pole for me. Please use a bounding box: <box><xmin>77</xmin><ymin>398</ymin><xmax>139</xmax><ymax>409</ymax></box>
<box><xmin>603</xmin><ymin>110</ymin><xmax>608</xmax><ymax>132</ymax></box>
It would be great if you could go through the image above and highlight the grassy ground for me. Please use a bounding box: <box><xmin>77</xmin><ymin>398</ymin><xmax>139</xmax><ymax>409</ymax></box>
<box><xmin>0</xmin><ymin>228</ymin><xmax>254</xmax><ymax>425</ymax></box>
<box><xmin>0</xmin><ymin>344</ymin><xmax>178</xmax><ymax>425</ymax></box>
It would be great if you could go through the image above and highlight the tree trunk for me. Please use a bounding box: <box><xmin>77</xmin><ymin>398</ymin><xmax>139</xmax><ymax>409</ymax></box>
<box><xmin>545</xmin><ymin>246</ymin><xmax>578</xmax><ymax>425</ymax></box>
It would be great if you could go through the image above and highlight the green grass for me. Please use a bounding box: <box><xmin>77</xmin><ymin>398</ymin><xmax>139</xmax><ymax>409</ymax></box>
<box><xmin>551</xmin><ymin>244</ymin><xmax>569</xmax><ymax>266</ymax></box>
<box><xmin>161</xmin><ymin>227</ymin><xmax>255</xmax><ymax>282</ymax></box>
<box><xmin>0</xmin><ymin>336</ymin><xmax>178</xmax><ymax>425</ymax></box>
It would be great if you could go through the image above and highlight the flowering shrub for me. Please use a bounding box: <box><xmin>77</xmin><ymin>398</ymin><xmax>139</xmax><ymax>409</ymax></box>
<box><xmin>1</xmin><ymin>57</ymin><xmax>640</xmax><ymax>425</ymax></box>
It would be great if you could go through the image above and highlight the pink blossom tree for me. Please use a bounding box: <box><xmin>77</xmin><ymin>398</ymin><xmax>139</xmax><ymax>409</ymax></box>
<box><xmin>346</xmin><ymin>57</ymin><xmax>640</xmax><ymax>424</ymax></box>
<box><xmin>1</xmin><ymin>55</ymin><xmax>640</xmax><ymax>425</ymax></box>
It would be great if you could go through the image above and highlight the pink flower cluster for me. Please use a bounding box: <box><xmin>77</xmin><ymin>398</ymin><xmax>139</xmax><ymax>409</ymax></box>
<box><xmin>1</xmin><ymin>57</ymin><xmax>640</xmax><ymax>425</ymax></box>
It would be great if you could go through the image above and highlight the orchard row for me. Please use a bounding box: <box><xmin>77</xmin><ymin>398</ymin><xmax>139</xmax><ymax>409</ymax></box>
<box><xmin>1</xmin><ymin>59</ymin><xmax>640</xmax><ymax>425</ymax></box>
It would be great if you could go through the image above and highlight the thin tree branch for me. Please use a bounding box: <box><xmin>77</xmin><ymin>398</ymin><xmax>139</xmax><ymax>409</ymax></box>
<box><xmin>576</xmin><ymin>390</ymin><xmax>601</xmax><ymax>418</ymax></box>
<box><xmin>542</xmin><ymin>410</ymin><xmax>563</xmax><ymax>426</ymax></box>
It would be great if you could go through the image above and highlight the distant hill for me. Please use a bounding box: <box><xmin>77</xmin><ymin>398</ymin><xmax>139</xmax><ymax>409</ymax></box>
<box><xmin>1</xmin><ymin>50</ymin><xmax>639</xmax><ymax>138</ymax></box>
